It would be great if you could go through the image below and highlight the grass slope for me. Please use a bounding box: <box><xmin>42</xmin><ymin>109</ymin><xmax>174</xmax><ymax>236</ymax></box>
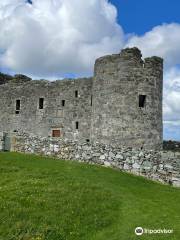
<box><xmin>0</xmin><ymin>152</ymin><xmax>180</xmax><ymax>240</ymax></box>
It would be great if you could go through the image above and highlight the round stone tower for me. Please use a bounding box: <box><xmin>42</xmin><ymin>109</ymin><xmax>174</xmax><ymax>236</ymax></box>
<box><xmin>91</xmin><ymin>47</ymin><xmax>163</xmax><ymax>150</ymax></box>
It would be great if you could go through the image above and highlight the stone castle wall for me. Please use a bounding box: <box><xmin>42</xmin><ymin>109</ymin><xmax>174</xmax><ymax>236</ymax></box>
<box><xmin>9</xmin><ymin>132</ymin><xmax>180</xmax><ymax>187</ymax></box>
<box><xmin>92</xmin><ymin>48</ymin><xmax>163</xmax><ymax>149</ymax></box>
<box><xmin>0</xmin><ymin>47</ymin><xmax>163</xmax><ymax>149</ymax></box>
<box><xmin>0</xmin><ymin>46</ymin><xmax>177</xmax><ymax>187</ymax></box>
<box><xmin>0</xmin><ymin>78</ymin><xmax>93</xmax><ymax>143</ymax></box>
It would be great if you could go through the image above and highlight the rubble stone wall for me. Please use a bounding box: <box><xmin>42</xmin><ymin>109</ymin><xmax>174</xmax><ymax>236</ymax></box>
<box><xmin>11</xmin><ymin>133</ymin><xmax>180</xmax><ymax>187</ymax></box>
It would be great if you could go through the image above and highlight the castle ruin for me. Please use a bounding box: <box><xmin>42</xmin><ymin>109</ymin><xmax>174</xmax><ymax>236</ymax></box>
<box><xmin>1</xmin><ymin>48</ymin><xmax>180</xmax><ymax>187</ymax></box>
<box><xmin>0</xmin><ymin>47</ymin><xmax>163</xmax><ymax>150</ymax></box>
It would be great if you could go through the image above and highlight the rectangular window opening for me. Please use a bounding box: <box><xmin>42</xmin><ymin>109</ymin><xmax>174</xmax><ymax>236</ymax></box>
<box><xmin>52</xmin><ymin>129</ymin><xmax>61</xmax><ymax>137</ymax></box>
<box><xmin>139</xmin><ymin>95</ymin><xmax>146</xmax><ymax>108</ymax></box>
<box><xmin>91</xmin><ymin>95</ymin><xmax>93</xmax><ymax>106</ymax></box>
<box><xmin>75</xmin><ymin>90</ymin><xmax>78</xmax><ymax>98</ymax></box>
<box><xmin>39</xmin><ymin>98</ymin><xmax>44</xmax><ymax>109</ymax></box>
<box><xmin>15</xmin><ymin>110</ymin><xmax>20</xmax><ymax>115</ymax></box>
<box><xmin>76</xmin><ymin>121</ymin><xmax>79</xmax><ymax>130</ymax></box>
<box><xmin>62</xmin><ymin>100</ymin><xmax>65</xmax><ymax>107</ymax></box>
<box><xmin>16</xmin><ymin>99</ymin><xmax>21</xmax><ymax>111</ymax></box>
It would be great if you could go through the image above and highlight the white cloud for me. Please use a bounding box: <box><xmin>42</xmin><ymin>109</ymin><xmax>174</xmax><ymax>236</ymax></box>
<box><xmin>0</xmin><ymin>0</ymin><xmax>124</xmax><ymax>77</ymax></box>
<box><xmin>126</xmin><ymin>23</ymin><xmax>180</xmax><ymax>67</ymax></box>
<box><xmin>163</xmin><ymin>67</ymin><xmax>180</xmax><ymax>139</ymax></box>
<box><xmin>163</xmin><ymin>67</ymin><xmax>180</xmax><ymax>123</ymax></box>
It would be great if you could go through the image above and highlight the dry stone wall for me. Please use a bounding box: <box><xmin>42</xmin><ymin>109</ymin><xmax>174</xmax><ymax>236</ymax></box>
<box><xmin>12</xmin><ymin>133</ymin><xmax>180</xmax><ymax>187</ymax></box>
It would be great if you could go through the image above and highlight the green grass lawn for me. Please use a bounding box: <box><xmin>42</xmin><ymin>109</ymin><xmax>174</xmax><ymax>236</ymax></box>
<box><xmin>0</xmin><ymin>152</ymin><xmax>180</xmax><ymax>240</ymax></box>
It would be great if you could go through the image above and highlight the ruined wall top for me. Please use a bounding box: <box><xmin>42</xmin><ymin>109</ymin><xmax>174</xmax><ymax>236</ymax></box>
<box><xmin>120</xmin><ymin>47</ymin><xmax>142</xmax><ymax>59</ymax></box>
<box><xmin>0</xmin><ymin>70</ymin><xmax>93</xmax><ymax>87</ymax></box>
<box><xmin>0</xmin><ymin>47</ymin><xmax>163</xmax><ymax>87</ymax></box>
<box><xmin>95</xmin><ymin>47</ymin><xmax>163</xmax><ymax>66</ymax></box>
<box><xmin>0</xmin><ymin>73</ymin><xmax>32</xmax><ymax>85</ymax></box>
<box><xmin>144</xmin><ymin>56</ymin><xmax>163</xmax><ymax>68</ymax></box>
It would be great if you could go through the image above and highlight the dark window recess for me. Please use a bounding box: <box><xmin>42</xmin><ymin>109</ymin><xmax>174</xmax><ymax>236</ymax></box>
<box><xmin>52</xmin><ymin>130</ymin><xmax>61</xmax><ymax>137</ymax></box>
<box><xmin>75</xmin><ymin>90</ymin><xmax>78</xmax><ymax>98</ymax></box>
<box><xmin>86</xmin><ymin>139</ymin><xmax>90</xmax><ymax>143</ymax></box>
<box><xmin>39</xmin><ymin>98</ymin><xmax>44</xmax><ymax>109</ymax></box>
<box><xmin>15</xmin><ymin>111</ymin><xmax>20</xmax><ymax>115</ymax></box>
<box><xmin>76</xmin><ymin>121</ymin><xmax>79</xmax><ymax>130</ymax></box>
<box><xmin>139</xmin><ymin>95</ymin><xmax>146</xmax><ymax>108</ymax></box>
<box><xmin>16</xmin><ymin>100</ymin><xmax>21</xmax><ymax>110</ymax></box>
<box><xmin>91</xmin><ymin>95</ymin><xmax>93</xmax><ymax>106</ymax></box>
<box><xmin>62</xmin><ymin>100</ymin><xmax>65</xmax><ymax>107</ymax></box>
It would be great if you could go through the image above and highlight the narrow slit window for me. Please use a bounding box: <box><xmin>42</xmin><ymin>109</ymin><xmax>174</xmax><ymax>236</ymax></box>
<box><xmin>139</xmin><ymin>95</ymin><xmax>146</xmax><ymax>108</ymax></box>
<box><xmin>62</xmin><ymin>100</ymin><xmax>65</xmax><ymax>107</ymax></box>
<box><xmin>52</xmin><ymin>130</ymin><xmax>61</xmax><ymax>137</ymax></box>
<box><xmin>16</xmin><ymin>100</ymin><xmax>21</xmax><ymax>111</ymax></box>
<box><xmin>39</xmin><ymin>98</ymin><xmax>44</xmax><ymax>109</ymax></box>
<box><xmin>76</xmin><ymin>121</ymin><xmax>79</xmax><ymax>130</ymax></box>
<box><xmin>75</xmin><ymin>90</ymin><xmax>78</xmax><ymax>98</ymax></box>
<box><xmin>91</xmin><ymin>95</ymin><xmax>93</xmax><ymax>106</ymax></box>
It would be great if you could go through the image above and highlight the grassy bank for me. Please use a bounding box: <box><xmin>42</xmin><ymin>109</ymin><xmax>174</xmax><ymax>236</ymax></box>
<box><xmin>0</xmin><ymin>152</ymin><xmax>180</xmax><ymax>240</ymax></box>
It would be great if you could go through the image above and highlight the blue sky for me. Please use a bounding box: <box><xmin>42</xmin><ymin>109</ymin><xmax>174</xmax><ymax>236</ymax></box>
<box><xmin>112</xmin><ymin>0</ymin><xmax>180</xmax><ymax>34</ymax></box>
<box><xmin>0</xmin><ymin>0</ymin><xmax>180</xmax><ymax>140</ymax></box>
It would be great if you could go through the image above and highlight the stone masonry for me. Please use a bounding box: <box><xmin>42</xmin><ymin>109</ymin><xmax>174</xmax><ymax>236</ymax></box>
<box><xmin>11</xmin><ymin>132</ymin><xmax>180</xmax><ymax>187</ymax></box>
<box><xmin>1</xmin><ymin>47</ymin><xmax>178</xmax><ymax>187</ymax></box>
<box><xmin>0</xmin><ymin>47</ymin><xmax>163</xmax><ymax>150</ymax></box>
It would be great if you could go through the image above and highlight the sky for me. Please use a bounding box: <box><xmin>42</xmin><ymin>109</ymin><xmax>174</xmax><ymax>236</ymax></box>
<box><xmin>111</xmin><ymin>0</ymin><xmax>180</xmax><ymax>35</ymax></box>
<box><xmin>0</xmin><ymin>0</ymin><xmax>180</xmax><ymax>140</ymax></box>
